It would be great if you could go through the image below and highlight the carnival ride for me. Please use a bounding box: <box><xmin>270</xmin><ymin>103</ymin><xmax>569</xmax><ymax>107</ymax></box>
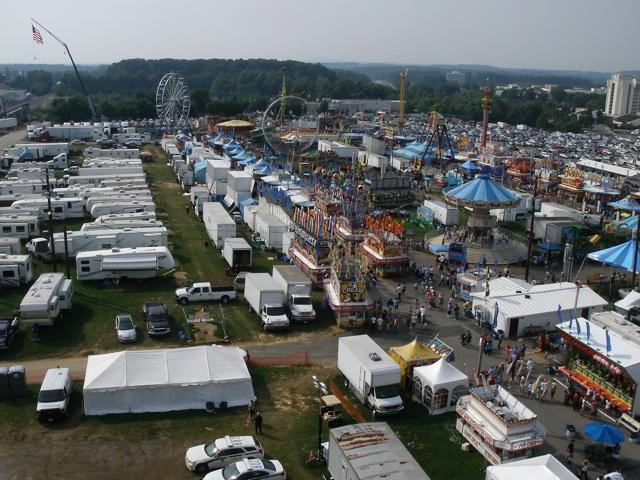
<box><xmin>156</xmin><ymin>73</ymin><xmax>191</xmax><ymax>131</ymax></box>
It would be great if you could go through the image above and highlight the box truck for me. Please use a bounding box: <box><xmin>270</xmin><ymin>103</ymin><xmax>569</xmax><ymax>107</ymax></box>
<box><xmin>272</xmin><ymin>265</ymin><xmax>316</xmax><ymax>322</ymax></box>
<box><xmin>244</xmin><ymin>273</ymin><xmax>290</xmax><ymax>331</ymax></box>
<box><xmin>337</xmin><ymin>335</ymin><xmax>404</xmax><ymax>416</ymax></box>
<box><xmin>222</xmin><ymin>237</ymin><xmax>252</xmax><ymax>270</ymax></box>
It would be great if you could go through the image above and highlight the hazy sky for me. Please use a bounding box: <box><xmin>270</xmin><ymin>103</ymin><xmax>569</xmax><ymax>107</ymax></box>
<box><xmin>2</xmin><ymin>0</ymin><xmax>638</xmax><ymax>71</ymax></box>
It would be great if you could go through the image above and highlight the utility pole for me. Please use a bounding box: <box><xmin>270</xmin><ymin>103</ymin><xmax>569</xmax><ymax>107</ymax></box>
<box><xmin>525</xmin><ymin>173</ymin><xmax>540</xmax><ymax>282</ymax></box>
<box><xmin>45</xmin><ymin>172</ymin><xmax>57</xmax><ymax>272</ymax></box>
<box><xmin>63</xmin><ymin>225</ymin><xmax>70</xmax><ymax>279</ymax></box>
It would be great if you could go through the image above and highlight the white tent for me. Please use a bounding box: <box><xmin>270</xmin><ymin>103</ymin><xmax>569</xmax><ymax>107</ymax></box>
<box><xmin>485</xmin><ymin>454</ymin><xmax>578</xmax><ymax>480</ymax></box>
<box><xmin>615</xmin><ymin>290</ymin><xmax>640</xmax><ymax>315</ymax></box>
<box><xmin>412</xmin><ymin>358</ymin><xmax>468</xmax><ymax>414</ymax></box>
<box><xmin>83</xmin><ymin>345</ymin><xmax>255</xmax><ymax>415</ymax></box>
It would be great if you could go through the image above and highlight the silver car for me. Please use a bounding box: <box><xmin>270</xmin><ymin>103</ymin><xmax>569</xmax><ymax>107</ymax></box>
<box><xmin>115</xmin><ymin>314</ymin><xmax>137</xmax><ymax>343</ymax></box>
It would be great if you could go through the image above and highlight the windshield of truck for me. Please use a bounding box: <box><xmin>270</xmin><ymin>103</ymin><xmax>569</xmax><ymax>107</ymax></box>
<box><xmin>222</xmin><ymin>463</ymin><xmax>240</xmax><ymax>480</ymax></box>
<box><xmin>39</xmin><ymin>388</ymin><xmax>65</xmax><ymax>403</ymax></box>
<box><xmin>266</xmin><ymin>306</ymin><xmax>285</xmax><ymax>316</ymax></box>
<box><xmin>293</xmin><ymin>297</ymin><xmax>311</xmax><ymax>305</ymax></box>
<box><xmin>374</xmin><ymin>385</ymin><xmax>400</xmax><ymax>399</ymax></box>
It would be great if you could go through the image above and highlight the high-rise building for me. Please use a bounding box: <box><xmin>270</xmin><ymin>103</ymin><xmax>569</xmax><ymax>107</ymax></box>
<box><xmin>604</xmin><ymin>73</ymin><xmax>640</xmax><ymax>116</ymax></box>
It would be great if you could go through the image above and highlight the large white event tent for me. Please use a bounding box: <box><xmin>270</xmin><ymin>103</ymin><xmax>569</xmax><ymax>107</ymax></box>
<box><xmin>485</xmin><ymin>454</ymin><xmax>578</xmax><ymax>480</ymax></box>
<box><xmin>83</xmin><ymin>345</ymin><xmax>255</xmax><ymax>415</ymax></box>
<box><xmin>412</xmin><ymin>358</ymin><xmax>469</xmax><ymax>415</ymax></box>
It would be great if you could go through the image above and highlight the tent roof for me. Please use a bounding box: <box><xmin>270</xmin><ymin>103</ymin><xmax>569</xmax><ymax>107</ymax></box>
<box><xmin>217</xmin><ymin>119</ymin><xmax>254</xmax><ymax>128</ymax></box>
<box><xmin>587</xmin><ymin>239</ymin><xmax>640</xmax><ymax>273</ymax></box>
<box><xmin>389</xmin><ymin>338</ymin><xmax>441</xmax><ymax>363</ymax></box>
<box><xmin>486</xmin><ymin>454</ymin><xmax>578</xmax><ymax>480</ymax></box>
<box><xmin>615</xmin><ymin>290</ymin><xmax>640</xmax><ymax>311</ymax></box>
<box><xmin>413</xmin><ymin>358</ymin><xmax>468</xmax><ymax>387</ymax></box>
<box><xmin>84</xmin><ymin>345</ymin><xmax>251</xmax><ymax>391</ymax></box>
<box><xmin>444</xmin><ymin>174</ymin><xmax>520</xmax><ymax>207</ymax></box>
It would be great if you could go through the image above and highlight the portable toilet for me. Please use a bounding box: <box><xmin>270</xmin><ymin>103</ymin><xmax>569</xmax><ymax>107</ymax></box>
<box><xmin>8</xmin><ymin>365</ymin><xmax>27</xmax><ymax>398</ymax></box>
<box><xmin>0</xmin><ymin>366</ymin><xmax>9</xmax><ymax>400</ymax></box>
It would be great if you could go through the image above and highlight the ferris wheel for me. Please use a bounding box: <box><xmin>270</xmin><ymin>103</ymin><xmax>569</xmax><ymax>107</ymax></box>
<box><xmin>261</xmin><ymin>95</ymin><xmax>318</xmax><ymax>158</ymax></box>
<box><xmin>156</xmin><ymin>73</ymin><xmax>191</xmax><ymax>128</ymax></box>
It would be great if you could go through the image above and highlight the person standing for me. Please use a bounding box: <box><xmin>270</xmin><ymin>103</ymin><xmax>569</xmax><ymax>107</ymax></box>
<box><xmin>579</xmin><ymin>459</ymin><xmax>589</xmax><ymax>480</ymax></box>
<box><xmin>454</xmin><ymin>303</ymin><xmax>460</xmax><ymax>320</ymax></box>
<box><xmin>550</xmin><ymin>381</ymin><xmax>557</xmax><ymax>402</ymax></box>
<box><xmin>254</xmin><ymin>411</ymin><xmax>263</xmax><ymax>434</ymax></box>
<box><xmin>248</xmin><ymin>400</ymin><xmax>256</xmax><ymax>422</ymax></box>
<box><xmin>566</xmin><ymin>438</ymin><xmax>575</xmax><ymax>465</ymax></box>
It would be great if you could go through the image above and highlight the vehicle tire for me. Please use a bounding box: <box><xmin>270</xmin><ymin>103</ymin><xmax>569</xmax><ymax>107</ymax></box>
<box><xmin>179</xmin><ymin>297</ymin><xmax>188</xmax><ymax>305</ymax></box>
<box><xmin>372</xmin><ymin>409</ymin><xmax>377</xmax><ymax>418</ymax></box>
<box><xmin>221</xmin><ymin>295</ymin><xmax>230</xmax><ymax>304</ymax></box>
<box><xmin>195</xmin><ymin>464</ymin><xmax>208</xmax><ymax>475</ymax></box>
<box><xmin>262</xmin><ymin>322</ymin><xmax>267</xmax><ymax>331</ymax></box>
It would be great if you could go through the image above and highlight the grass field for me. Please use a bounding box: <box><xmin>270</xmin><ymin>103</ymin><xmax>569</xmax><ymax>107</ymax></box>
<box><xmin>0</xmin><ymin>145</ymin><xmax>336</xmax><ymax>360</ymax></box>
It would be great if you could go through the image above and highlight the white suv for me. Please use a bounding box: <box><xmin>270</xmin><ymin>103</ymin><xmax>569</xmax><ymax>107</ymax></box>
<box><xmin>185</xmin><ymin>435</ymin><xmax>264</xmax><ymax>474</ymax></box>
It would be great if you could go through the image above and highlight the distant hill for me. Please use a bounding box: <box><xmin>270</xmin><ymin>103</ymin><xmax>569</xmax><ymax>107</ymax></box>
<box><xmin>324</xmin><ymin>62</ymin><xmax>619</xmax><ymax>86</ymax></box>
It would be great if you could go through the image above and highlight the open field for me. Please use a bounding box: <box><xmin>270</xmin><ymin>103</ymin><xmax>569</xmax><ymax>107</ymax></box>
<box><xmin>0</xmin><ymin>365</ymin><xmax>485</xmax><ymax>480</ymax></box>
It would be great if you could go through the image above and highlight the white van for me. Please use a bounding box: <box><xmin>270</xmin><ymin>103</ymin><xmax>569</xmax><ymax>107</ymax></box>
<box><xmin>37</xmin><ymin>368</ymin><xmax>72</xmax><ymax>422</ymax></box>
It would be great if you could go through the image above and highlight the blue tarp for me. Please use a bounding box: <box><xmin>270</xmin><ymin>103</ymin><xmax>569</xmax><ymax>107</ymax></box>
<box><xmin>444</xmin><ymin>174</ymin><xmax>520</xmax><ymax>205</ymax></box>
<box><xmin>587</xmin><ymin>239</ymin><xmax>640</xmax><ymax>273</ymax></box>
<box><xmin>583</xmin><ymin>422</ymin><xmax>625</xmax><ymax>445</ymax></box>
<box><xmin>536</xmin><ymin>241</ymin><xmax>563</xmax><ymax>252</ymax></box>
<box><xmin>239</xmin><ymin>197</ymin><xmax>257</xmax><ymax>216</ymax></box>
<box><xmin>193</xmin><ymin>160</ymin><xmax>207</xmax><ymax>183</ymax></box>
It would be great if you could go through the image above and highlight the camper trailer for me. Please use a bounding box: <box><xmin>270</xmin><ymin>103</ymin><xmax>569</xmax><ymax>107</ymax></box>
<box><xmin>85</xmin><ymin>194</ymin><xmax>153</xmax><ymax>213</ymax></box>
<box><xmin>77</xmin><ymin>166</ymin><xmax>144</xmax><ymax>177</ymax></box>
<box><xmin>89</xmin><ymin>201</ymin><xmax>155</xmax><ymax>218</ymax></box>
<box><xmin>0</xmin><ymin>179</ymin><xmax>45</xmax><ymax>196</ymax></box>
<box><xmin>0</xmin><ymin>237</ymin><xmax>21</xmax><ymax>255</ymax></box>
<box><xmin>66</xmin><ymin>173</ymin><xmax>146</xmax><ymax>187</ymax></box>
<box><xmin>0</xmin><ymin>215</ymin><xmax>40</xmax><ymax>239</ymax></box>
<box><xmin>203</xmin><ymin>202</ymin><xmax>236</xmax><ymax>248</ymax></box>
<box><xmin>75</xmin><ymin>246</ymin><xmax>175</xmax><ymax>281</ymax></box>
<box><xmin>0</xmin><ymin>254</ymin><xmax>33</xmax><ymax>287</ymax></box>
<box><xmin>83</xmin><ymin>147</ymin><xmax>139</xmax><ymax>159</ymax></box>
<box><xmin>80</xmin><ymin>218</ymin><xmax>163</xmax><ymax>231</ymax></box>
<box><xmin>11</xmin><ymin>197</ymin><xmax>84</xmax><ymax>220</ymax></box>
<box><xmin>19</xmin><ymin>272</ymin><xmax>73</xmax><ymax>326</ymax></box>
<box><xmin>94</xmin><ymin>211</ymin><xmax>156</xmax><ymax>224</ymax></box>
<box><xmin>27</xmin><ymin>226</ymin><xmax>167</xmax><ymax>258</ymax></box>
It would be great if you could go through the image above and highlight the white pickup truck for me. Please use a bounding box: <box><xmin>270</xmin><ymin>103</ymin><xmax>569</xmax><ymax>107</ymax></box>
<box><xmin>175</xmin><ymin>282</ymin><xmax>236</xmax><ymax>305</ymax></box>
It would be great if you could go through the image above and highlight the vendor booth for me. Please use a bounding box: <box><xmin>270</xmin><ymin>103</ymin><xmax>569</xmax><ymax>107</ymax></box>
<box><xmin>485</xmin><ymin>454</ymin><xmax>578</xmax><ymax>480</ymax></box>
<box><xmin>358</xmin><ymin>214</ymin><xmax>409</xmax><ymax>277</ymax></box>
<box><xmin>388</xmin><ymin>338</ymin><xmax>452</xmax><ymax>389</ymax></box>
<box><xmin>558</xmin><ymin>317</ymin><xmax>640</xmax><ymax>416</ymax></box>
<box><xmin>83</xmin><ymin>346</ymin><xmax>254</xmax><ymax>415</ymax></box>
<box><xmin>412</xmin><ymin>358</ymin><xmax>469</xmax><ymax>415</ymax></box>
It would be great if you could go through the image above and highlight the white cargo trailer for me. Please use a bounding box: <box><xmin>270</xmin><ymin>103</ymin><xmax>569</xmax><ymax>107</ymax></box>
<box><xmin>89</xmin><ymin>201</ymin><xmax>155</xmax><ymax>218</ymax></box>
<box><xmin>85</xmin><ymin>194</ymin><xmax>153</xmax><ymax>213</ymax></box>
<box><xmin>8</xmin><ymin>143</ymin><xmax>68</xmax><ymax>159</ymax></box>
<box><xmin>76</xmin><ymin>246</ymin><xmax>175</xmax><ymax>281</ymax></box>
<box><xmin>423</xmin><ymin>199</ymin><xmax>459</xmax><ymax>226</ymax></box>
<box><xmin>82</xmin><ymin>158</ymin><xmax>142</xmax><ymax>168</ymax></box>
<box><xmin>20</xmin><ymin>272</ymin><xmax>73</xmax><ymax>326</ymax></box>
<box><xmin>337</xmin><ymin>335</ymin><xmax>404</xmax><ymax>415</ymax></box>
<box><xmin>222</xmin><ymin>237</ymin><xmax>252</xmax><ymax>270</ymax></box>
<box><xmin>254</xmin><ymin>211</ymin><xmax>287</xmax><ymax>251</ymax></box>
<box><xmin>0</xmin><ymin>179</ymin><xmax>45</xmax><ymax>196</ymax></box>
<box><xmin>0</xmin><ymin>117</ymin><xmax>18</xmax><ymax>129</ymax></box>
<box><xmin>0</xmin><ymin>254</ymin><xmax>33</xmax><ymax>287</ymax></box>
<box><xmin>0</xmin><ymin>237</ymin><xmax>21</xmax><ymax>254</ymax></box>
<box><xmin>202</xmin><ymin>202</ymin><xmax>236</xmax><ymax>248</ymax></box>
<box><xmin>244</xmin><ymin>273</ymin><xmax>290</xmax><ymax>330</ymax></box>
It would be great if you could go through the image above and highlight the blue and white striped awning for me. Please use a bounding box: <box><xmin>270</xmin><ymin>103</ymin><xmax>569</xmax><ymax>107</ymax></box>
<box><xmin>444</xmin><ymin>174</ymin><xmax>520</xmax><ymax>208</ymax></box>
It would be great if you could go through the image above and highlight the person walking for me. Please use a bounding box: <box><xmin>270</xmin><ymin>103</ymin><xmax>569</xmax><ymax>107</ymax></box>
<box><xmin>550</xmin><ymin>382</ymin><xmax>557</xmax><ymax>402</ymax></box>
<box><xmin>454</xmin><ymin>303</ymin><xmax>460</xmax><ymax>320</ymax></box>
<box><xmin>254</xmin><ymin>411</ymin><xmax>263</xmax><ymax>434</ymax></box>
<box><xmin>447</xmin><ymin>299</ymin><xmax>453</xmax><ymax>318</ymax></box>
<box><xmin>565</xmin><ymin>438</ymin><xmax>575</xmax><ymax>465</ymax></box>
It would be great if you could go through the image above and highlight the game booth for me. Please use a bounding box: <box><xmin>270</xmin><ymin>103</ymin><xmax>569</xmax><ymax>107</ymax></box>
<box><xmin>358</xmin><ymin>214</ymin><xmax>409</xmax><ymax>277</ymax></box>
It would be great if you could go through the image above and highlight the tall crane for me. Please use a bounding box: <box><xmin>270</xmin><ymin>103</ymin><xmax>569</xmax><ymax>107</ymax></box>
<box><xmin>480</xmin><ymin>86</ymin><xmax>492</xmax><ymax>152</ymax></box>
<box><xmin>31</xmin><ymin>18</ymin><xmax>97</xmax><ymax>120</ymax></box>
<box><xmin>278</xmin><ymin>65</ymin><xmax>288</xmax><ymax>122</ymax></box>
<box><xmin>398</xmin><ymin>69</ymin><xmax>409</xmax><ymax>129</ymax></box>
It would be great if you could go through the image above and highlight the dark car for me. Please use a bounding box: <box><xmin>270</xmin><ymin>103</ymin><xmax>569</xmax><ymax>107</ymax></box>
<box><xmin>0</xmin><ymin>317</ymin><xmax>20</xmax><ymax>350</ymax></box>
<box><xmin>142</xmin><ymin>302</ymin><xmax>171</xmax><ymax>336</ymax></box>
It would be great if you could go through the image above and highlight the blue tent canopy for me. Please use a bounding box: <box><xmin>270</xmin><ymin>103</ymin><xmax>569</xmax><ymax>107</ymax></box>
<box><xmin>459</xmin><ymin>160</ymin><xmax>480</xmax><ymax>172</ymax></box>
<box><xmin>609</xmin><ymin>196</ymin><xmax>640</xmax><ymax>212</ymax></box>
<box><xmin>587</xmin><ymin>239</ymin><xmax>640</xmax><ymax>273</ymax></box>
<box><xmin>255</xmin><ymin>165</ymin><xmax>272</xmax><ymax>176</ymax></box>
<box><xmin>238</xmin><ymin>156</ymin><xmax>256</xmax><ymax>166</ymax></box>
<box><xmin>233</xmin><ymin>151</ymin><xmax>252</xmax><ymax>160</ymax></box>
<box><xmin>253</xmin><ymin>158</ymin><xmax>268</xmax><ymax>168</ymax></box>
<box><xmin>536</xmin><ymin>241</ymin><xmax>563</xmax><ymax>252</ymax></box>
<box><xmin>622</xmin><ymin>215</ymin><xmax>638</xmax><ymax>229</ymax></box>
<box><xmin>428</xmin><ymin>244</ymin><xmax>449</xmax><ymax>254</ymax></box>
<box><xmin>224</xmin><ymin>140</ymin><xmax>240</xmax><ymax>150</ymax></box>
<box><xmin>583</xmin><ymin>422</ymin><xmax>625</xmax><ymax>445</ymax></box>
<box><xmin>444</xmin><ymin>174</ymin><xmax>520</xmax><ymax>207</ymax></box>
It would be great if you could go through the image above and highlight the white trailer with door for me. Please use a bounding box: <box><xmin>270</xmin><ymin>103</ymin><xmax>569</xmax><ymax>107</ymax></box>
<box><xmin>0</xmin><ymin>179</ymin><xmax>45</xmax><ymax>196</ymax></box>
<box><xmin>84</xmin><ymin>148</ymin><xmax>140</xmax><ymax>159</ymax></box>
<box><xmin>254</xmin><ymin>211</ymin><xmax>287</xmax><ymax>251</ymax></box>
<box><xmin>0</xmin><ymin>254</ymin><xmax>33</xmax><ymax>287</ymax></box>
<box><xmin>423</xmin><ymin>199</ymin><xmax>459</xmax><ymax>226</ymax></box>
<box><xmin>19</xmin><ymin>272</ymin><xmax>73</xmax><ymax>326</ymax></box>
<box><xmin>76</xmin><ymin>246</ymin><xmax>175</xmax><ymax>281</ymax></box>
<box><xmin>85</xmin><ymin>194</ymin><xmax>153</xmax><ymax>213</ymax></box>
<box><xmin>81</xmin><ymin>218</ymin><xmax>163</xmax><ymax>231</ymax></box>
<box><xmin>78</xmin><ymin>166</ymin><xmax>144</xmax><ymax>177</ymax></box>
<box><xmin>94</xmin><ymin>211</ymin><xmax>156</xmax><ymax>224</ymax></box>
<box><xmin>66</xmin><ymin>173</ymin><xmax>146</xmax><ymax>187</ymax></box>
<box><xmin>203</xmin><ymin>202</ymin><xmax>236</xmax><ymax>248</ymax></box>
<box><xmin>222</xmin><ymin>237</ymin><xmax>252</xmax><ymax>270</ymax></box>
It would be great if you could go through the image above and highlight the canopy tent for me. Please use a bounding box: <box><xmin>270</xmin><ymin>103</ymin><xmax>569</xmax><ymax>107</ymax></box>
<box><xmin>459</xmin><ymin>160</ymin><xmax>480</xmax><ymax>172</ymax></box>
<box><xmin>615</xmin><ymin>290</ymin><xmax>640</xmax><ymax>315</ymax></box>
<box><xmin>217</xmin><ymin>119</ymin><xmax>254</xmax><ymax>128</ymax></box>
<box><xmin>587</xmin><ymin>240</ymin><xmax>640</xmax><ymax>273</ymax></box>
<box><xmin>224</xmin><ymin>140</ymin><xmax>241</xmax><ymax>151</ymax></box>
<box><xmin>584</xmin><ymin>422</ymin><xmax>625</xmax><ymax>445</ymax></box>
<box><xmin>83</xmin><ymin>345</ymin><xmax>254</xmax><ymax>415</ymax></box>
<box><xmin>238</xmin><ymin>156</ymin><xmax>257</xmax><ymax>166</ymax></box>
<box><xmin>388</xmin><ymin>339</ymin><xmax>443</xmax><ymax>389</ymax></box>
<box><xmin>621</xmin><ymin>215</ymin><xmax>638</xmax><ymax>230</ymax></box>
<box><xmin>412</xmin><ymin>358</ymin><xmax>468</xmax><ymax>415</ymax></box>
<box><xmin>485</xmin><ymin>454</ymin><xmax>578</xmax><ymax>480</ymax></box>
<box><xmin>254</xmin><ymin>165</ymin><xmax>273</xmax><ymax>176</ymax></box>
<box><xmin>444</xmin><ymin>174</ymin><xmax>520</xmax><ymax>208</ymax></box>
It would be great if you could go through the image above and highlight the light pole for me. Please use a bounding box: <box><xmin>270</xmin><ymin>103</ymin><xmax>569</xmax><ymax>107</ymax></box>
<box><xmin>525</xmin><ymin>173</ymin><xmax>540</xmax><ymax>282</ymax></box>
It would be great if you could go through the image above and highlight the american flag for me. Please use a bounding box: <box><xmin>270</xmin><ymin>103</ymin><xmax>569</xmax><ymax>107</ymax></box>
<box><xmin>32</xmin><ymin>25</ymin><xmax>43</xmax><ymax>44</ymax></box>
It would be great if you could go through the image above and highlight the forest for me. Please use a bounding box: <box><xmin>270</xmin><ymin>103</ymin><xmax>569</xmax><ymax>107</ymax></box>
<box><xmin>5</xmin><ymin>58</ymin><xmax>605</xmax><ymax>132</ymax></box>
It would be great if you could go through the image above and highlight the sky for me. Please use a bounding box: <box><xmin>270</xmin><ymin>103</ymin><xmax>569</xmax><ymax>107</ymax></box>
<box><xmin>1</xmin><ymin>0</ymin><xmax>639</xmax><ymax>72</ymax></box>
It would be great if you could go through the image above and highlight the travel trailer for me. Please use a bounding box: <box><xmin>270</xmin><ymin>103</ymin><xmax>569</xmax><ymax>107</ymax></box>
<box><xmin>89</xmin><ymin>201</ymin><xmax>155</xmax><ymax>218</ymax></box>
<box><xmin>27</xmin><ymin>226</ymin><xmax>168</xmax><ymax>258</ymax></box>
<box><xmin>0</xmin><ymin>215</ymin><xmax>41</xmax><ymax>239</ymax></box>
<box><xmin>0</xmin><ymin>237</ymin><xmax>21</xmax><ymax>255</ymax></box>
<box><xmin>80</xmin><ymin>218</ymin><xmax>163</xmax><ymax>231</ymax></box>
<box><xmin>0</xmin><ymin>254</ymin><xmax>33</xmax><ymax>287</ymax></box>
<box><xmin>66</xmin><ymin>173</ymin><xmax>146</xmax><ymax>187</ymax></box>
<box><xmin>85</xmin><ymin>194</ymin><xmax>153</xmax><ymax>213</ymax></box>
<box><xmin>11</xmin><ymin>197</ymin><xmax>84</xmax><ymax>220</ymax></box>
<box><xmin>75</xmin><ymin>247</ymin><xmax>175</xmax><ymax>281</ymax></box>
<box><xmin>19</xmin><ymin>272</ymin><xmax>73</xmax><ymax>326</ymax></box>
<box><xmin>94</xmin><ymin>211</ymin><xmax>156</xmax><ymax>223</ymax></box>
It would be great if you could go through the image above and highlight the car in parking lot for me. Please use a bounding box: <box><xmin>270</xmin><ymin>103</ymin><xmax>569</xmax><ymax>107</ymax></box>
<box><xmin>203</xmin><ymin>458</ymin><xmax>285</xmax><ymax>480</ymax></box>
<box><xmin>185</xmin><ymin>436</ymin><xmax>264</xmax><ymax>474</ymax></box>
<box><xmin>0</xmin><ymin>317</ymin><xmax>20</xmax><ymax>350</ymax></box>
<box><xmin>115</xmin><ymin>313</ymin><xmax>137</xmax><ymax>343</ymax></box>
<box><xmin>142</xmin><ymin>302</ymin><xmax>171</xmax><ymax>336</ymax></box>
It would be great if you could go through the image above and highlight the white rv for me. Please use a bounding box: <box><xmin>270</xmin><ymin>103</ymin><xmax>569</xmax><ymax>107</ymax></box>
<box><xmin>27</xmin><ymin>226</ymin><xmax>167</xmax><ymax>258</ymax></box>
<box><xmin>0</xmin><ymin>214</ymin><xmax>40</xmax><ymax>239</ymax></box>
<box><xmin>77</xmin><ymin>166</ymin><xmax>143</xmax><ymax>177</ymax></box>
<box><xmin>89</xmin><ymin>201</ymin><xmax>155</xmax><ymax>218</ymax></box>
<box><xmin>11</xmin><ymin>197</ymin><xmax>84</xmax><ymax>220</ymax></box>
<box><xmin>83</xmin><ymin>147</ymin><xmax>139</xmax><ymax>159</ymax></box>
<box><xmin>0</xmin><ymin>254</ymin><xmax>33</xmax><ymax>287</ymax></box>
<box><xmin>66</xmin><ymin>173</ymin><xmax>146</xmax><ymax>187</ymax></box>
<box><xmin>19</xmin><ymin>272</ymin><xmax>73</xmax><ymax>326</ymax></box>
<box><xmin>85</xmin><ymin>194</ymin><xmax>153</xmax><ymax>213</ymax></box>
<box><xmin>0</xmin><ymin>179</ymin><xmax>45</xmax><ymax>196</ymax></box>
<box><xmin>52</xmin><ymin>186</ymin><xmax>150</xmax><ymax>206</ymax></box>
<box><xmin>82</xmin><ymin>158</ymin><xmax>142</xmax><ymax>168</ymax></box>
<box><xmin>6</xmin><ymin>168</ymin><xmax>53</xmax><ymax>182</ymax></box>
<box><xmin>94</xmin><ymin>211</ymin><xmax>156</xmax><ymax>223</ymax></box>
<box><xmin>0</xmin><ymin>237</ymin><xmax>21</xmax><ymax>254</ymax></box>
<box><xmin>81</xmin><ymin>218</ymin><xmax>163</xmax><ymax>231</ymax></box>
<box><xmin>76</xmin><ymin>246</ymin><xmax>175</xmax><ymax>281</ymax></box>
